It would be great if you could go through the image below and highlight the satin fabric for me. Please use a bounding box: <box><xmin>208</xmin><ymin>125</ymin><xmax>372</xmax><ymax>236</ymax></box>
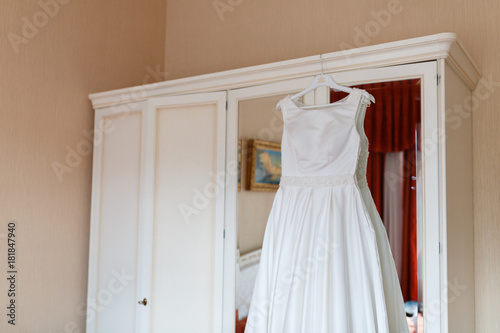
<box><xmin>244</xmin><ymin>88</ymin><xmax>409</xmax><ymax>333</ymax></box>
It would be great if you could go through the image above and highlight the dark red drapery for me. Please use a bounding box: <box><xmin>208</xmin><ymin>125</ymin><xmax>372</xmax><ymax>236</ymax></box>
<box><xmin>332</xmin><ymin>79</ymin><xmax>420</xmax><ymax>302</ymax></box>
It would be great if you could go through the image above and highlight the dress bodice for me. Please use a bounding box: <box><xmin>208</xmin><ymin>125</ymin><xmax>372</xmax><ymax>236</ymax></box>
<box><xmin>278</xmin><ymin>88</ymin><xmax>373</xmax><ymax>187</ymax></box>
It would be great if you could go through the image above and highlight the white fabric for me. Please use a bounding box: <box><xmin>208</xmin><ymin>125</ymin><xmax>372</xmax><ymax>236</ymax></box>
<box><xmin>236</xmin><ymin>259</ymin><xmax>261</xmax><ymax>320</ymax></box>
<box><xmin>383</xmin><ymin>151</ymin><xmax>405</xmax><ymax>283</ymax></box>
<box><xmin>244</xmin><ymin>88</ymin><xmax>409</xmax><ymax>333</ymax></box>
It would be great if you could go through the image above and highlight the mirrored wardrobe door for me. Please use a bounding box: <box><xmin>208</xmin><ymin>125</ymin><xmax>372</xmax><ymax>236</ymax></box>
<box><xmin>224</xmin><ymin>61</ymin><xmax>439</xmax><ymax>333</ymax></box>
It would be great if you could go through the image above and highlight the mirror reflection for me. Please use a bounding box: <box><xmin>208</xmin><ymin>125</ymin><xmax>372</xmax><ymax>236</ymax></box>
<box><xmin>235</xmin><ymin>80</ymin><xmax>422</xmax><ymax>333</ymax></box>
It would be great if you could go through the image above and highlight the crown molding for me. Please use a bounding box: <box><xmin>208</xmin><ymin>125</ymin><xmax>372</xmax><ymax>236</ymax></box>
<box><xmin>89</xmin><ymin>32</ymin><xmax>480</xmax><ymax>109</ymax></box>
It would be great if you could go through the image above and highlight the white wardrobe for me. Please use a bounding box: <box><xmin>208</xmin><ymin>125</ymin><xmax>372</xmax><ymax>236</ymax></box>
<box><xmin>86</xmin><ymin>33</ymin><xmax>479</xmax><ymax>333</ymax></box>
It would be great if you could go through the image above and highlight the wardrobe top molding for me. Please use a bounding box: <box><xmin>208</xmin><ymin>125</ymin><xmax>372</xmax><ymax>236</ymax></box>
<box><xmin>89</xmin><ymin>32</ymin><xmax>480</xmax><ymax>109</ymax></box>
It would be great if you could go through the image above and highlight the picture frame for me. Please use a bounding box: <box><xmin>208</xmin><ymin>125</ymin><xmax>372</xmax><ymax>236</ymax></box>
<box><xmin>246</xmin><ymin>139</ymin><xmax>282</xmax><ymax>191</ymax></box>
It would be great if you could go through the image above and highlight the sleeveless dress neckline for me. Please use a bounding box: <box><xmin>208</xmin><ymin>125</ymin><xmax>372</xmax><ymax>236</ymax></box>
<box><xmin>284</xmin><ymin>87</ymin><xmax>360</xmax><ymax>111</ymax></box>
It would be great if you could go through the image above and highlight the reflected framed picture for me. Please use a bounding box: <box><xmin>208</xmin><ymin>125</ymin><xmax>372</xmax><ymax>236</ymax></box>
<box><xmin>246</xmin><ymin>139</ymin><xmax>281</xmax><ymax>191</ymax></box>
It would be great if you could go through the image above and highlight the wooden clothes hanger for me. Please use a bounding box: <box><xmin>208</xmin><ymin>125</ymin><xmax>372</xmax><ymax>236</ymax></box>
<box><xmin>276</xmin><ymin>54</ymin><xmax>375</xmax><ymax>109</ymax></box>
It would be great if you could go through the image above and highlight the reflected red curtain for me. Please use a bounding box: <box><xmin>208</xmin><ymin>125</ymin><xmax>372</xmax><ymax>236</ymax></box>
<box><xmin>331</xmin><ymin>80</ymin><xmax>420</xmax><ymax>302</ymax></box>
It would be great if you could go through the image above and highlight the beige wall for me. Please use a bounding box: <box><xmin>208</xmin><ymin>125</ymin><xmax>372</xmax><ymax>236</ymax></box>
<box><xmin>0</xmin><ymin>0</ymin><xmax>166</xmax><ymax>331</ymax></box>
<box><xmin>237</xmin><ymin>95</ymin><xmax>285</xmax><ymax>255</ymax></box>
<box><xmin>165</xmin><ymin>0</ymin><xmax>499</xmax><ymax>332</ymax></box>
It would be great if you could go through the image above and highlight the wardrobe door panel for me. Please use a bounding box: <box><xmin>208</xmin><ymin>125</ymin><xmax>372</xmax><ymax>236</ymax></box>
<box><xmin>149</xmin><ymin>92</ymin><xmax>226</xmax><ymax>333</ymax></box>
<box><xmin>87</xmin><ymin>109</ymin><xmax>144</xmax><ymax>333</ymax></box>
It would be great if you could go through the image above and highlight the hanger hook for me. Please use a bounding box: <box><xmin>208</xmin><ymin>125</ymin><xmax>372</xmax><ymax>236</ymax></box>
<box><xmin>320</xmin><ymin>54</ymin><xmax>324</xmax><ymax>75</ymax></box>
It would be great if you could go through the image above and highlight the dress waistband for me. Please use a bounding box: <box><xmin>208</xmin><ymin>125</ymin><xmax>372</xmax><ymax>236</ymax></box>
<box><xmin>279</xmin><ymin>174</ymin><xmax>368</xmax><ymax>188</ymax></box>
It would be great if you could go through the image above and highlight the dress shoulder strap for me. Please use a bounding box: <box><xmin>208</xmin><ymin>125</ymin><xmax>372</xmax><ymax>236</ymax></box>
<box><xmin>358</xmin><ymin>89</ymin><xmax>375</xmax><ymax>106</ymax></box>
<box><xmin>276</xmin><ymin>96</ymin><xmax>289</xmax><ymax>110</ymax></box>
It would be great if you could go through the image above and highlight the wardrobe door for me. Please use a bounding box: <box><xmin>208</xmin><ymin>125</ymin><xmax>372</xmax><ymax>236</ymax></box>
<box><xmin>225</xmin><ymin>62</ymin><xmax>441</xmax><ymax>333</ymax></box>
<box><xmin>86</xmin><ymin>101</ymin><xmax>150</xmax><ymax>333</ymax></box>
<box><xmin>148</xmin><ymin>92</ymin><xmax>226</xmax><ymax>333</ymax></box>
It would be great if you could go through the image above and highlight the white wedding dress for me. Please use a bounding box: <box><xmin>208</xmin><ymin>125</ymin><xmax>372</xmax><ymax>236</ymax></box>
<box><xmin>244</xmin><ymin>88</ymin><xmax>409</xmax><ymax>333</ymax></box>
